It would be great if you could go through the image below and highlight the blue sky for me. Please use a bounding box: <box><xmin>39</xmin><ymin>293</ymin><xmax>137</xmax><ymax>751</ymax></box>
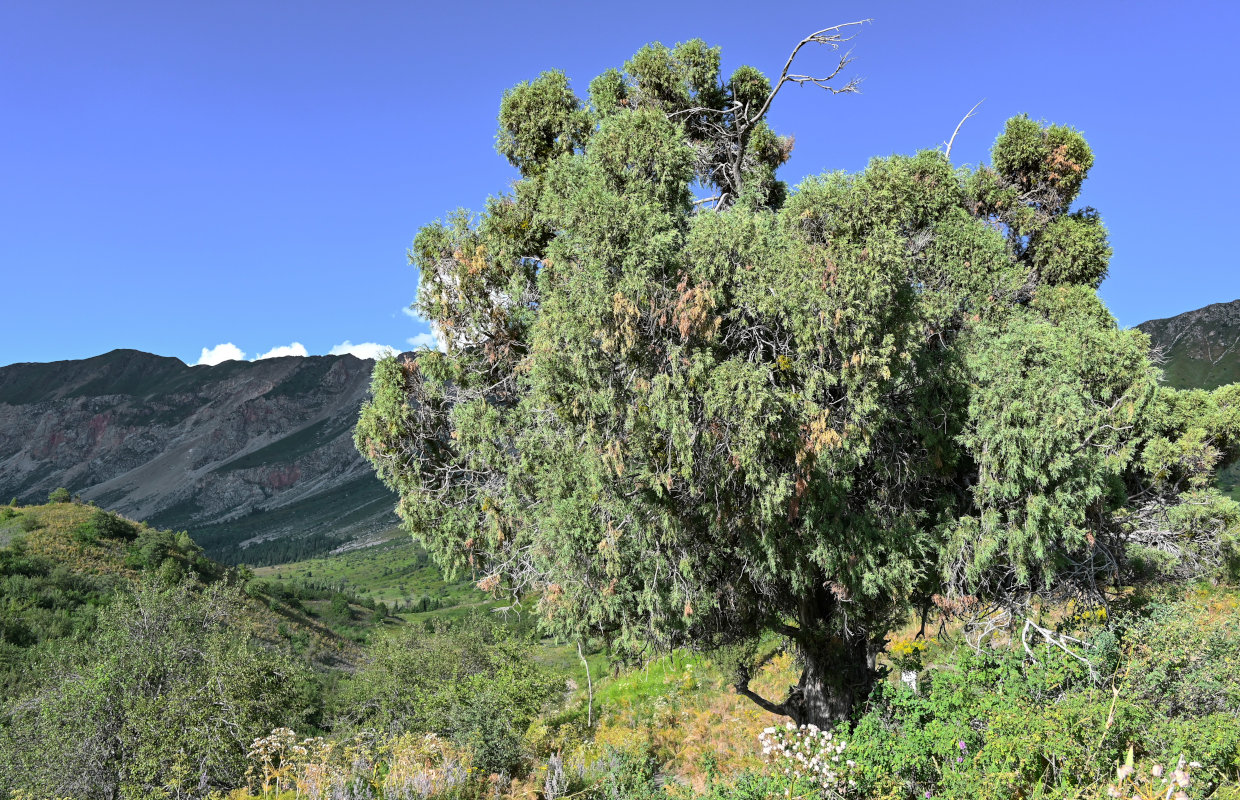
<box><xmin>2</xmin><ymin>0</ymin><xmax>1236</xmax><ymax>367</ymax></box>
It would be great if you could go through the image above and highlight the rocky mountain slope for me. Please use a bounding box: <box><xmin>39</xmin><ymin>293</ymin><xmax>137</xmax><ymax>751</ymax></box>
<box><xmin>1137</xmin><ymin>298</ymin><xmax>1240</xmax><ymax>389</ymax></box>
<box><xmin>0</xmin><ymin>349</ymin><xmax>398</xmax><ymax>563</ymax></box>
<box><xmin>1137</xmin><ymin>297</ymin><xmax>1240</xmax><ymax>501</ymax></box>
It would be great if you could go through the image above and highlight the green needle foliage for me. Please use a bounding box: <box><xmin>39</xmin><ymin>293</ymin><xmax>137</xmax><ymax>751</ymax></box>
<box><xmin>357</xmin><ymin>34</ymin><xmax>1240</xmax><ymax>725</ymax></box>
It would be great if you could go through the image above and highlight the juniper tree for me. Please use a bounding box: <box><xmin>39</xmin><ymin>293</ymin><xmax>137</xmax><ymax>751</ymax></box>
<box><xmin>357</xmin><ymin>30</ymin><xmax>1240</xmax><ymax>725</ymax></box>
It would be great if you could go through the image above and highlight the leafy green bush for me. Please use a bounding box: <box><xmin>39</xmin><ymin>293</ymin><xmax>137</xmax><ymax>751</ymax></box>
<box><xmin>46</xmin><ymin>488</ymin><xmax>70</xmax><ymax>504</ymax></box>
<box><xmin>336</xmin><ymin>614</ymin><xmax>559</xmax><ymax>774</ymax></box>
<box><xmin>839</xmin><ymin>589</ymin><xmax>1240</xmax><ymax>799</ymax></box>
<box><xmin>72</xmin><ymin>509</ymin><xmax>139</xmax><ymax>545</ymax></box>
<box><xmin>327</xmin><ymin>592</ymin><xmax>351</xmax><ymax>622</ymax></box>
<box><xmin>0</xmin><ymin>537</ymin><xmax>116</xmax><ymax>692</ymax></box>
<box><xmin>120</xmin><ymin>527</ymin><xmax>212</xmax><ymax>580</ymax></box>
<box><xmin>0</xmin><ymin>580</ymin><xmax>320</xmax><ymax>799</ymax></box>
<box><xmin>583</xmin><ymin>747</ymin><xmax>663</xmax><ymax>800</ymax></box>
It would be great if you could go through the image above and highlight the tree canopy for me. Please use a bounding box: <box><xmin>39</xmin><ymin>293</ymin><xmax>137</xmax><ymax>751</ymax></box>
<box><xmin>357</xmin><ymin>31</ymin><xmax>1240</xmax><ymax>725</ymax></box>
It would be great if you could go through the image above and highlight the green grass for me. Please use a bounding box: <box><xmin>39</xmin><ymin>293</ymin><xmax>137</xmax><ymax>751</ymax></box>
<box><xmin>254</xmin><ymin>532</ymin><xmax>491</xmax><ymax>613</ymax></box>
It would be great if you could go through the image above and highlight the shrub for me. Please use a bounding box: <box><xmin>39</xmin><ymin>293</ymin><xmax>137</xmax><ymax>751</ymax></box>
<box><xmin>246</xmin><ymin>728</ymin><xmax>475</xmax><ymax>799</ymax></box>
<box><xmin>0</xmin><ymin>581</ymin><xmax>320</xmax><ymax>798</ymax></box>
<box><xmin>71</xmin><ymin>510</ymin><xmax>138</xmax><ymax>546</ymax></box>
<box><xmin>123</xmin><ymin>528</ymin><xmax>179</xmax><ymax>570</ymax></box>
<box><xmin>837</xmin><ymin>588</ymin><xmax>1240</xmax><ymax>799</ymax></box>
<box><xmin>46</xmin><ymin>488</ymin><xmax>70</xmax><ymax>504</ymax></box>
<box><xmin>327</xmin><ymin>593</ymin><xmax>351</xmax><ymax>622</ymax></box>
<box><xmin>336</xmin><ymin>615</ymin><xmax>559</xmax><ymax>774</ymax></box>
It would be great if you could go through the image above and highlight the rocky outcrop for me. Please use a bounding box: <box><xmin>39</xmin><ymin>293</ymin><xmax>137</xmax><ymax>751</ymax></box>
<box><xmin>1137</xmin><ymin>299</ymin><xmax>1240</xmax><ymax>390</ymax></box>
<box><xmin>0</xmin><ymin>350</ymin><xmax>398</xmax><ymax>561</ymax></box>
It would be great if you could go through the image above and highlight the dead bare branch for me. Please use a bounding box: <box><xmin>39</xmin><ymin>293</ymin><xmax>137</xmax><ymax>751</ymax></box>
<box><xmin>1022</xmin><ymin>618</ymin><xmax>1097</xmax><ymax>682</ymax></box>
<box><xmin>944</xmin><ymin>99</ymin><xmax>984</xmax><ymax>161</ymax></box>
<box><xmin>750</xmin><ymin>21</ymin><xmax>871</xmax><ymax>126</ymax></box>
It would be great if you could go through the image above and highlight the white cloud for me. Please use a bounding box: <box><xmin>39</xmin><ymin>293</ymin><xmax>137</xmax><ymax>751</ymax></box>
<box><xmin>401</xmin><ymin>306</ymin><xmax>420</xmax><ymax>320</ymax></box>
<box><xmin>255</xmin><ymin>342</ymin><xmax>309</xmax><ymax>360</ymax></box>
<box><xmin>196</xmin><ymin>343</ymin><xmax>246</xmax><ymax>366</ymax></box>
<box><xmin>406</xmin><ymin>333</ymin><xmax>437</xmax><ymax>350</ymax></box>
<box><xmin>329</xmin><ymin>340</ymin><xmax>396</xmax><ymax>360</ymax></box>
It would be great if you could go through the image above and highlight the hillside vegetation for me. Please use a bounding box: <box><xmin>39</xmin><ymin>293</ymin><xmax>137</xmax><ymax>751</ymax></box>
<box><xmin>178</xmin><ymin>584</ymin><xmax>1238</xmax><ymax>800</ymax></box>
<box><xmin>0</xmin><ymin>499</ymin><xmax>388</xmax><ymax>680</ymax></box>
<box><xmin>1138</xmin><ymin>299</ymin><xmax>1240</xmax><ymax>502</ymax></box>
<box><xmin>0</xmin><ymin>498</ymin><xmax>577</xmax><ymax>797</ymax></box>
<box><xmin>5</xmin><ymin>496</ymin><xmax>1239</xmax><ymax>799</ymax></box>
<box><xmin>1138</xmin><ymin>299</ymin><xmax>1240</xmax><ymax>391</ymax></box>
<box><xmin>253</xmin><ymin>533</ymin><xmax>491</xmax><ymax>616</ymax></box>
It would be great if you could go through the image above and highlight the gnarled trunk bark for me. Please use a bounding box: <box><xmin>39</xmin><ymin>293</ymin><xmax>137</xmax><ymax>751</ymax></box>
<box><xmin>785</xmin><ymin>635</ymin><xmax>876</xmax><ymax>726</ymax></box>
<box><xmin>734</xmin><ymin>589</ymin><xmax>880</xmax><ymax>727</ymax></box>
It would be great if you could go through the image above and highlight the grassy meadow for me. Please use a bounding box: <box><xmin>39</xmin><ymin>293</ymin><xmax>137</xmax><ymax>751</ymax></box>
<box><xmin>253</xmin><ymin>532</ymin><xmax>493</xmax><ymax>615</ymax></box>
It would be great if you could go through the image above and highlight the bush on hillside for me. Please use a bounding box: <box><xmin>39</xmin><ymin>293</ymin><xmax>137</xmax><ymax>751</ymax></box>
<box><xmin>46</xmin><ymin>488</ymin><xmax>70</xmax><ymax>504</ymax></box>
<box><xmin>837</xmin><ymin>589</ymin><xmax>1240</xmax><ymax>799</ymax></box>
<box><xmin>0</xmin><ymin>580</ymin><xmax>321</xmax><ymax>799</ymax></box>
<box><xmin>72</xmin><ymin>509</ymin><xmax>139</xmax><ymax>545</ymax></box>
<box><xmin>326</xmin><ymin>592</ymin><xmax>351</xmax><ymax>622</ymax></box>
<box><xmin>336</xmin><ymin>615</ymin><xmax>559</xmax><ymax>774</ymax></box>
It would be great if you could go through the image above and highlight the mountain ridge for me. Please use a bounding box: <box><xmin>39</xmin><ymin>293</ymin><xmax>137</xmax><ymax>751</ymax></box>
<box><xmin>1136</xmin><ymin>298</ymin><xmax>1240</xmax><ymax>389</ymax></box>
<box><xmin>0</xmin><ymin>349</ymin><xmax>399</xmax><ymax>563</ymax></box>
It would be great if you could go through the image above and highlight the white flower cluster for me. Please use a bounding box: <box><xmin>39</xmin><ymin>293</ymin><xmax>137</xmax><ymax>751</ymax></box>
<box><xmin>758</xmin><ymin>721</ymin><xmax>856</xmax><ymax>793</ymax></box>
<box><xmin>1106</xmin><ymin>754</ymin><xmax>1202</xmax><ymax>800</ymax></box>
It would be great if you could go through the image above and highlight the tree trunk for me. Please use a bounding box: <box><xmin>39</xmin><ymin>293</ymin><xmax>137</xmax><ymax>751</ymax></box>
<box><xmin>785</xmin><ymin>633</ymin><xmax>876</xmax><ymax>727</ymax></box>
<box><xmin>733</xmin><ymin>613</ymin><xmax>879</xmax><ymax>726</ymax></box>
<box><xmin>732</xmin><ymin>588</ymin><xmax>882</xmax><ymax>726</ymax></box>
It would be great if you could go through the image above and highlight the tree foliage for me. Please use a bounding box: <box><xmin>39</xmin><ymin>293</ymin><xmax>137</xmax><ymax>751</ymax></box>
<box><xmin>0</xmin><ymin>581</ymin><xmax>319</xmax><ymax>799</ymax></box>
<box><xmin>357</xmin><ymin>33</ymin><xmax>1240</xmax><ymax>724</ymax></box>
